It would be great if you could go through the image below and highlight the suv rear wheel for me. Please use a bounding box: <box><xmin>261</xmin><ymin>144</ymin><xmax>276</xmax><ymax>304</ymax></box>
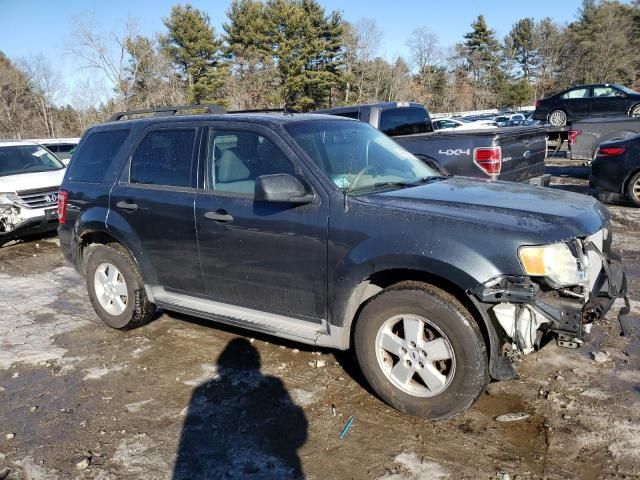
<box><xmin>354</xmin><ymin>282</ymin><xmax>489</xmax><ymax>419</ymax></box>
<box><xmin>85</xmin><ymin>244</ymin><xmax>155</xmax><ymax>330</ymax></box>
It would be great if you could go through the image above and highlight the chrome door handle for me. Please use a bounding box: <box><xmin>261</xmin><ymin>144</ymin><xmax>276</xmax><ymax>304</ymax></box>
<box><xmin>204</xmin><ymin>210</ymin><xmax>234</xmax><ymax>223</ymax></box>
<box><xmin>116</xmin><ymin>200</ymin><xmax>138</xmax><ymax>212</ymax></box>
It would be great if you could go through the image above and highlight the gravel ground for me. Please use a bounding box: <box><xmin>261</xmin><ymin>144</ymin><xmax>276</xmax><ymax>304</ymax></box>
<box><xmin>1</xmin><ymin>163</ymin><xmax>639</xmax><ymax>479</ymax></box>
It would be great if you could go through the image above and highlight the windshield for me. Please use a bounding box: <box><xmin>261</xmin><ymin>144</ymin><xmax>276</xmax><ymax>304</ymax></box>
<box><xmin>286</xmin><ymin>120</ymin><xmax>437</xmax><ymax>192</ymax></box>
<box><xmin>616</xmin><ymin>84</ymin><xmax>639</xmax><ymax>95</ymax></box>
<box><xmin>0</xmin><ymin>145</ymin><xmax>65</xmax><ymax>177</ymax></box>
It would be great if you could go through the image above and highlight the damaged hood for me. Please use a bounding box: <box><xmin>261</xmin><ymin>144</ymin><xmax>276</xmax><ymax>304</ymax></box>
<box><xmin>363</xmin><ymin>176</ymin><xmax>609</xmax><ymax>242</ymax></box>
<box><xmin>0</xmin><ymin>168</ymin><xmax>66</xmax><ymax>193</ymax></box>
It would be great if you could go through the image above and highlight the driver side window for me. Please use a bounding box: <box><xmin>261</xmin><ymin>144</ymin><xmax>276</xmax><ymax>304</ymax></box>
<box><xmin>207</xmin><ymin>130</ymin><xmax>296</xmax><ymax>197</ymax></box>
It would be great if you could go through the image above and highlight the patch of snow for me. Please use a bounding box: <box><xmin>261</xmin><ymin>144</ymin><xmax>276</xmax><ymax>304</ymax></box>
<box><xmin>0</xmin><ymin>267</ymin><xmax>90</xmax><ymax>370</ymax></box>
<box><xmin>110</xmin><ymin>433</ymin><xmax>170</xmax><ymax>480</ymax></box>
<box><xmin>13</xmin><ymin>456</ymin><xmax>60</xmax><ymax>480</ymax></box>
<box><xmin>379</xmin><ymin>452</ymin><xmax>449</xmax><ymax>480</ymax></box>
<box><xmin>289</xmin><ymin>388</ymin><xmax>317</xmax><ymax>407</ymax></box>
<box><xmin>83</xmin><ymin>364</ymin><xmax>124</xmax><ymax>380</ymax></box>
<box><xmin>125</xmin><ymin>399</ymin><xmax>153</xmax><ymax>412</ymax></box>
<box><xmin>183</xmin><ymin>364</ymin><xmax>220</xmax><ymax>386</ymax></box>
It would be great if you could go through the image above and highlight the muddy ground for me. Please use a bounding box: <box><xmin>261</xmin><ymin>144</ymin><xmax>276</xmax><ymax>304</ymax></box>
<box><xmin>1</xmin><ymin>161</ymin><xmax>639</xmax><ymax>480</ymax></box>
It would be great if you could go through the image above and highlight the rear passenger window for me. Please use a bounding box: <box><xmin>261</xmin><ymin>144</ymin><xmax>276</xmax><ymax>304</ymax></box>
<box><xmin>130</xmin><ymin>129</ymin><xmax>195</xmax><ymax>188</ymax></box>
<box><xmin>67</xmin><ymin>130</ymin><xmax>129</xmax><ymax>183</ymax></box>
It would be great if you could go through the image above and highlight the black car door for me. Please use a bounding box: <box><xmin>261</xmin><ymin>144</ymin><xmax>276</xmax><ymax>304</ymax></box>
<box><xmin>194</xmin><ymin>123</ymin><xmax>329</xmax><ymax>321</ymax></box>
<box><xmin>109</xmin><ymin>124</ymin><xmax>203</xmax><ymax>294</ymax></box>
<box><xmin>558</xmin><ymin>86</ymin><xmax>591</xmax><ymax>120</ymax></box>
<box><xmin>591</xmin><ymin>86</ymin><xmax>629</xmax><ymax>117</ymax></box>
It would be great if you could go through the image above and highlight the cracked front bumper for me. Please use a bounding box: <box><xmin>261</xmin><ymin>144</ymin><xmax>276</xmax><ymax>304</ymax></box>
<box><xmin>472</xmin><ymin>249</ymin><xmax>628</xmax><ymax>349</ymax></box>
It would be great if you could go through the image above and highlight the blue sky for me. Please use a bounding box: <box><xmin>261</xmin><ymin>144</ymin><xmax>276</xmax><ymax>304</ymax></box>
<box><xmin>0</xmin><ymin>0</ymin><xmax>591</xmax><ymax>104</ymax></box>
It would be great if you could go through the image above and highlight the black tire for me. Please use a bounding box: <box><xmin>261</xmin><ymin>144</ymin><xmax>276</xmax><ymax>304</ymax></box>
<box><xmin>548</xmin><ymin>109</ymin><xmax>567</xmax><ymax>127</ymax></box>
<box><xmin>354</xmin><ymin>281</ymin><xmax>489</xmax><ymax>419</ymax></box>
<box><xmin>625</xmin><ymin>171</ymin><xmax>640</xmax><ymax>207</ymax></box>
<box><xmin>85</xmin><ymin>243</ymin><xmax>155</xmax><ymax>330</ymax></box>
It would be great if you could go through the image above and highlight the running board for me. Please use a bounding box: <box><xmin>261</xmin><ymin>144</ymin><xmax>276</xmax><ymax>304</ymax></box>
<box><xmin>147</xmin><ymin>286</ymin><xmax>348</xmax><ymax>349</ymax></box>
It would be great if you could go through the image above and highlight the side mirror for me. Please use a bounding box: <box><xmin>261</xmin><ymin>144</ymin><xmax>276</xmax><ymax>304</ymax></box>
<box><xmin>254</xmin><ymin>174</ymin><xmax>313</xmax><ymax>204</ymax></box>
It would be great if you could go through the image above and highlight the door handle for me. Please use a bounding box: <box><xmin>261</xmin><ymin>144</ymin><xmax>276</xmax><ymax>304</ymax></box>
<box><xmin>116</xmin><ymin>200</ymin><xmax>138</xmax><ymax>212</ymax></box>
<box><xmin>204</xmin><ymin>210</ymin><xmax>234</xmax><ymax>223</ymax></box>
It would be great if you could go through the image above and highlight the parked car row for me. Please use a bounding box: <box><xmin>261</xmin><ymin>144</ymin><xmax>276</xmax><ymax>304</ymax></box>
<box><xmin>1</xmin><ymin>100</ymin><xmax>634</xmax><ymax>419</ymax></box>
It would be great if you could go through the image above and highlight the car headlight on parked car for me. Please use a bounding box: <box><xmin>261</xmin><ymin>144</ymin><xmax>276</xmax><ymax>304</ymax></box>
<box><xmin>0</xmin><ymin>192</ymin><xmax>17</xmax><ymax>207</ymax></box>
<box><xmin>518</xmin><ymin>242</ymin><xmax>586</xmax><ymax>287</ymax></box>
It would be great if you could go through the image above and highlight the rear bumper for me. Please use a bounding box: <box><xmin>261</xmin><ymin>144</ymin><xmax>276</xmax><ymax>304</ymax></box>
<box><xmin>589</xmin><ymin>158</ymin><xmax>628</xmax><ymax>194</ymax></box>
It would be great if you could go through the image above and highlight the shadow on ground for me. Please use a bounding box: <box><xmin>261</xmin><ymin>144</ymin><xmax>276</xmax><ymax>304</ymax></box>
<box><xmin>173</xmin><ymin>338</ymin><xmax>308</xmax><ymax>479</ymax></box>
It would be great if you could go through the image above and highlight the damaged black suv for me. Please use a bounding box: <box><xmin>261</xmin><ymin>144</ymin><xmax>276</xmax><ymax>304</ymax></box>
<box><xmin>58</xmin><ymin>105</ymin><xmax>629</xmax><ymax>419</ymax></box>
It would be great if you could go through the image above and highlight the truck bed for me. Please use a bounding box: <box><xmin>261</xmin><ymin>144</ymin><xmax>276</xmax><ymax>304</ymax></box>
<box><xmin>393</xmin><ymin>126</ymin><xmax>547</xmax><ymax>182</ymax></box>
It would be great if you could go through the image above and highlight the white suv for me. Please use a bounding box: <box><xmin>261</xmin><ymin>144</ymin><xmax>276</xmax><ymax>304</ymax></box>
<box><xmin>0</xmin><ymin>140</ymin><xmax>66</xmax><ymax>244</ymax></box>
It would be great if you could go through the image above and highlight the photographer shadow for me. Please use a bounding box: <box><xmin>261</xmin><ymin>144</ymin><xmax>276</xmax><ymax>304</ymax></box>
<box><xmin>173</xmin><ymin>338</ymin><xmax>308</xmax><ymax>479</ymax></box>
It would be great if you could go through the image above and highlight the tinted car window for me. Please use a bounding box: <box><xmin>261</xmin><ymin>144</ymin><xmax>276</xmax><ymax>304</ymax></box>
<box><xmin>130</xmin><ymin>129</ymin><xmax>195</xmax><ymax>188</ymax></box>
<box><xmin>68</xmin><ymin>130</ymin><xmax>129</xmax><ymax>183</ymax></box>
<box><xmin>561</xmin><ymin>88</ymin><xmax>590</xmax><ymax>99</ymax></box>
<box><xmin>380</xmin><ymin>107</ymin><xmax>431</xmax><ymax>136</ymax></box>
<box><xmin>0</xmin><ymin>145</ymin><xmax>65</xmax><ymax>177</ymax></box>
<box><xmin>593</xmin><ymin>86</ymin><xmax>625</xmax><ymax>98</ymax></box>
<box><xmin>207</xmin><ymin>130</ymin><xmax>295</xmax><ymax>196</ymax></box>
<box><xmin>334</xmin><ymin>110</ymin><xmax>360</xmax><ymax>119</ymax></box>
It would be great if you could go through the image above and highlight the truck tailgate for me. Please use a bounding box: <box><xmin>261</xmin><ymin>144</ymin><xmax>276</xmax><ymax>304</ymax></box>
<box><xmin>496</xmin><ymin>126</ymin><xmax>547</xmax><ymax>182</ymax></box>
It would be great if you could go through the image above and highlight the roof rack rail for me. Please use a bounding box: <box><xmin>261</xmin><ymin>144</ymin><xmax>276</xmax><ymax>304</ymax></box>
<box><xmin>227</xmin><ymin>108</ymin><xmax>298</xmax><ymax>114</ymax></box>
<box><xmin>109</xmin><ymin>104</ymin><xmax>225</xmax><ymax>122</ymax></box>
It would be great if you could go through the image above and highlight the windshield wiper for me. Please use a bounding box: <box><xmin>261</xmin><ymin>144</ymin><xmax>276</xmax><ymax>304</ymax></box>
<box><xmin>405</xmin><ymin>175</ymin><xmax>451</xmax><ymax>185</ymax></box>
<box><xmin>347</xmin><ymin>181</ymin><xmax>412</xmax><ymax>194</ymax></box>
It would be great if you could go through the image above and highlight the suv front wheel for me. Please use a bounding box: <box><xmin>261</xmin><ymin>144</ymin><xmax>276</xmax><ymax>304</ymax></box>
<box><xmin>85</xmin><ymin>243</ymin><xmax>155</xmax><ymax>330</ymax></box>
<box><xmin>354</xmin><ymin>282</ymin><xmax>489</xmax><ymax>419</ymax></box>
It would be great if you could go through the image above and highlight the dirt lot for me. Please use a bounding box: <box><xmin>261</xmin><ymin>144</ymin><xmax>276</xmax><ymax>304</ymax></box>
<box><xmin>1</xmin><ymin>163</ymin><xmax>639</xmax><ymax>480</ymax></box>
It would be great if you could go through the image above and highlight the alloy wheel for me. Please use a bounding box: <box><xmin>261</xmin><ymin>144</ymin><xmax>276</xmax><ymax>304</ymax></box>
<box><xmin>94</xmin><ymin>262</ymin><xmax>128</xmax><ymax>316</ymax></box>
<box><xmin>374</xmin><ymin>314</ymin><xmax>456</xmax><ymax>397</ymax></box>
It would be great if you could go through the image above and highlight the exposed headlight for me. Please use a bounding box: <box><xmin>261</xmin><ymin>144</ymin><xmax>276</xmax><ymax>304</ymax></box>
<box><xmin>518</xmin><ymin>242</ymin><xmax>586</xmax><ymax>287</ymax></box>
<box><xmin>0</xmin><ymin>192</ymin><xmax>17</xmax><ymax>207</ymax></box>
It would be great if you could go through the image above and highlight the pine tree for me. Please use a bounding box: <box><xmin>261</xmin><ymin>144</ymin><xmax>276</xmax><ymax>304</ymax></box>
<box><xmin>263</xmin><ymin>0</ymin><xmax>344</xmax><ymax>110</ymax></box>
<box><xmin>161</xmin><ymin>5</ymin><xmax>227</xmax><ymax>104</ymax></box>
<box><xmin>506</xmin><ymin>18</ymin><xmax>538</xmax><ymax>83</ymax></box>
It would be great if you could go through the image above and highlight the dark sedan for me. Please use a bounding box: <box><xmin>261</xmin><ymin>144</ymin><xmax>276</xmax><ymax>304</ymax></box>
<box><xmin>590</xmin><ymin>132</ymin><xmax>640</xmax><ymax>206</ymax></box>
<box><xmin>533</xmin><ymin>84</ymin><xmax>640</xmax><ymax>126</ymax></box>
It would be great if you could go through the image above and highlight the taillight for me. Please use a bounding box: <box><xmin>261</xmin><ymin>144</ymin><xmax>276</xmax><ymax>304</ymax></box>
<box><xmin>535</xmin><ymin>100</ymin><xmax>541</xmax><ymax>109</ymax></box>
<box><xmin>597</xmin><ymin>147</ymin><xmax>626</xmax><ymax>157</ymax></box>
<box><xmin>57</xmin><ymin>190</ymin><xmax>68</xmax><ymax>224</ymax></box>
<box><xmin>568</xmin><ymin>130</ymin><xmax>581</xmax><ymax>145</ymax></box>
<box><xmin>474</xmin><ymin>147</ymin><xmax>502</xmax><ymax>175</ymax></box>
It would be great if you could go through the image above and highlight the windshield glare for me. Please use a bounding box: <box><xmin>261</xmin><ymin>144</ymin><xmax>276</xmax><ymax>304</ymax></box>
<box><xmin>0</xmin><ymin>145</ymin><xmax>65</xmax><ymax>177</ymax></box>
<box><xmin>286</xmin><ymin>120</ymin><xmax>436</xmax><ymax>192</ymax></box>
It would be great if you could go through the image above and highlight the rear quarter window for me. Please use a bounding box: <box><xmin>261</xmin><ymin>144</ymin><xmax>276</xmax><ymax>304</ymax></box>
<box><xmin>67</xmin><ymin>130</ymin><xmax>130</xmax><ymax>183</ymax></box>
<box><xmin>380</xmin><ymin>107</ymin><xmax>431</xmax><ymax>136</ymax></box>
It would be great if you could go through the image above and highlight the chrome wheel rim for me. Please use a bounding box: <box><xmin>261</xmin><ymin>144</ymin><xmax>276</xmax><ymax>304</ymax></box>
<box><xmin>632</xmin><ymin>178</ymin><xmax>640</xmax><ymax>202</ymax></box>
<box><xmin>631</xmin><ymin>106</ymin><xmax>640</xmax><ymax>117</ymax></box>
<box><xmin>549</xmin><ymin>111</ymin><xmax>566</xmax><ymax>126</ymax></box>
<box><xmin>94</xmin><ymin>262</ymin><xmax>128</xmax><ymax>316</ymax></box>
<box><xmin>375</xmin><ymin>314</ymin><xmax>456</xmax><ymax>397</ymax></box>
